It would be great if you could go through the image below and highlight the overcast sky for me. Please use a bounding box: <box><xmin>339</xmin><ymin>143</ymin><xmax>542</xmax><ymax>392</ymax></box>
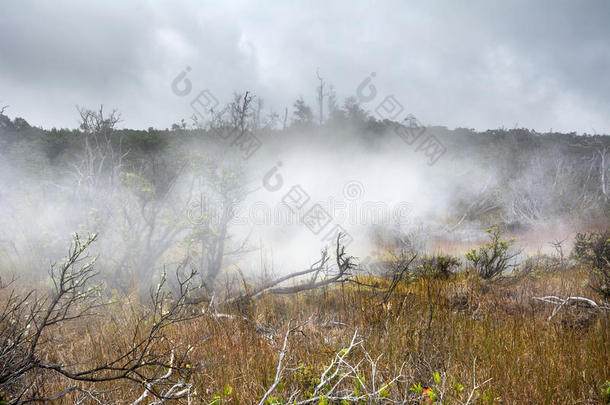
<box><xmin>1</xmin><ymin>0</ymin><xmax>609</xmax><ymax>133</ymax></box>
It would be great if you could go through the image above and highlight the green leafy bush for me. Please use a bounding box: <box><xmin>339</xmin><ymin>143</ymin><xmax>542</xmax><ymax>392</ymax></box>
<box><xmin>601</xmin><ymin>381</ymin><xmax>610</xmax><ymax>403</ymax></box>
<box><xmin>419</xmin><ymin>254</ymin><xmax>462</xmax><ymax>278</ymax></box>
<box><xmin>466</xmin><ymin>227</ymin><xmax>519</xmax><ymax>279</ymax></box>
<box><xmin>573</xmin><ymin>231</ymin><xmax>610</xmax><ymax>298</ymax></box>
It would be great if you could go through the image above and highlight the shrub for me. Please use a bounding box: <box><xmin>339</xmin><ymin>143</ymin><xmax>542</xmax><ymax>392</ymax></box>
<box><xmin>419</xmin><ymin>253</ymin><xmax>462</xmax><ymax>278</ymax></box>
<box><xmin>601</xmin><ymin>381</ymin><xmax>610</xmax><ymax>403</ymax></box>
<box><xmin>573</xmin><ymin>231</ymin><xmax>610</xmax><ymax>299</ymax></box>
<box><xmin>516</xmin><ymin>254</ymin><xmax>562</xmax><ymax>278</ymax></box>
<box><xmin>466</xmin><ymin>226</ymin><xmax>520</xmax><ymax>279</ymax></box>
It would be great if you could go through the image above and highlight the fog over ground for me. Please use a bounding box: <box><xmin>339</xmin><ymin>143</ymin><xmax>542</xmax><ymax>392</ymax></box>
<box><xmin>0</xmin><ymin>1</ymin><xmax>609</xmax><ymax>284</ymax></box>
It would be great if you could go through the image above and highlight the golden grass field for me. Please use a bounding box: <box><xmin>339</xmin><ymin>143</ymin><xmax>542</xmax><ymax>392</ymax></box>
<box><xmin>6</xmin><ymin>264</ymin><xmax>608</xmax><ymax>404</ymax></box>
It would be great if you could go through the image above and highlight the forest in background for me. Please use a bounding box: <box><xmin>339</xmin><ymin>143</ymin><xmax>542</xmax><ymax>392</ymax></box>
<box><xmin>0</xmin><ymin>96</ymin><xmax>609</xmax><ymax>288</ymax></box>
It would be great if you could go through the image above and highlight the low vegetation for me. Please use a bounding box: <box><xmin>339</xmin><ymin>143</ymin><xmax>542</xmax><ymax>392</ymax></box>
<box><xmin>465</xmin><ymin>227</ymin><xmax>520</xmax><ymax>280</ymax></box>
<box><xmin>1</xmin><ymin>231</ymin><xmax>609</xmax><ymax>404</ymax></box>
<box><xmin>418</xmin><ymin>253</ymin><xmax>462</xmax><ymax>279</ymax></box>
<box><xmin>573</xmin><ymin>231</ymin><xmax>610</xmax><ymax>299</ymax></box>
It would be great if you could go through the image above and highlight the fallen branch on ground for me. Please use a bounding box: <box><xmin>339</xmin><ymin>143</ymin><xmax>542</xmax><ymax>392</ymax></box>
<box><xmin>131</xmin><ymin>351</ymin><xmax>192</xmax><ymax>405</ymax></box>
<box><xmin>532</xmin><ymin>295</ymin><xmax>610</xmax><ymax>321</ymax></box>
<box><xmin>189</xmin><ymin>233</ymin><xmax>355</xmax><ymax>307</ymax></box>
<box><xmin>261</xmin><ymin>329</ymin><xmax>404</xmax><ymax>404</ymax></box>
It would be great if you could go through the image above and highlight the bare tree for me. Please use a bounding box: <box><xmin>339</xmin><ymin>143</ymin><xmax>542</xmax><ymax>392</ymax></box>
<box><xmin>227</xmin><ymin>91</ymin><xmax>254</xmax><ymax>137</ymax></box>
<box><xmin>569</xmin><ymin>136</ymin><xmax>610</xmax><ymax>202</ymax></box>
<box><xmin>114</xmin><ymin>168</ymin><xmax>188</xmax><ymax>283</ymax></box>
<box><xmin>74</xmin><ymin>105</ymin><xmax>126</xmax><ymax>196</ymax></box>
<box><xmin>252</xmin><ymin>97</ymin><xmax>264</xmax><ymax>131</ymax></box>
<box><xmin>0</xmin><ymin>234</ymin><xmax>199</xmax><ymax>404</ymax></box>
<box><xmin>282</xmin><ymin>107</ymin><xmax>288</xmax><ymax>130</ymax></box>
<box><xmin>316</xmin><ymin>69</ymin><xmax>325</xmax><ymax>125</ymax></box>
<box><xmin>550</xmin><ymin>238</ymin><xmax>567</xmax><ymax>270</ymax></box>
<box><xmin>596</xmin><ymin>143</ymin><xmax>608</xmax><ymax>200</ymax></box>
<box><xmin>186</xmin><ymin>92</ymin><xmax>259</xmax><ymax>289</ymax></box>
<box><xmin>448</xmin><ymin>177</ymin><xmax>500</xmax><ymax>231</ymax></box>
<box><xmin>184</xmin><ymin>161</ymin><xmax>248</xmax><ymax>289</ymax></box>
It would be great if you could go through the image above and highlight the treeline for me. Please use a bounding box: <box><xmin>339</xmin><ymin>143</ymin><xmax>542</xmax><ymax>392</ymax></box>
<box><xmin>1</xmin><ymin>102</ymin><xmax>609</xmax><ymax>226</ymax></box>
<box><xmin>0</xmin><ymin>100</ymin><xmax>609</xmax><ymax>289</ymax></box>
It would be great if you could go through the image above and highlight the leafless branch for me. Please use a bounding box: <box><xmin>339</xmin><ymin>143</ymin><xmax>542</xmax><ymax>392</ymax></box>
<box><xmin>532</xmin><ymin>295</ymin><xmax>610</xmax><ymax>321</ymax></box>
<box><xmin>463</xmin><ymin>357</ymin><xmax>492</xmax><ymax>405</ymax></box>
<box><xmin>261</xmin><ymin>330</ymin><xmax>405</xmax><ymax>404</ymax></box>
<box><xmin>0</xmin><ymin>234</ymin><xmax>200</xmax><ymax>404</ymax></box>
<box><xmin>258</xmin><ymin>319</ymin><xmax>310</xmax><ymax>405</ymax></box>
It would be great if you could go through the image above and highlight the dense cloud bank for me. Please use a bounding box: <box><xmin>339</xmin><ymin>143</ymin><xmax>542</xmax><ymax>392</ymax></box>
<box><xmin>1</xmin><ymin>0</ymin><xmax>609</xmax><ymax>132</ymax></box>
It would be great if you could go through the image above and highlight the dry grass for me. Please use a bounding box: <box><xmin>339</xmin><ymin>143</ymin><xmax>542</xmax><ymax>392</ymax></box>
<box><xmin>2</xmin><ymin>267</ymin><xmax>609</xmax><ymax>404</ymax></box>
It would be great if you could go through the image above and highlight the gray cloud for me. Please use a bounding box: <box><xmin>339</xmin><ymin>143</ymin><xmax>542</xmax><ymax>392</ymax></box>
<box><xmin>0</xmin><ymin>0</ymin><xmax>608</xmax><ymax>133</ymax></box>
